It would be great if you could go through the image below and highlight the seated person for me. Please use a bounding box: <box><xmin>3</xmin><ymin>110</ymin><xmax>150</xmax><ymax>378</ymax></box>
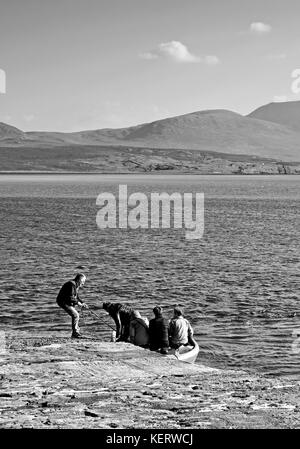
<box><xmin>103</xmin><ymin>302</ymin><xmax>134</xmax><ymax>341</ymax></box>
<box><xmin>129</xmin><ymin>311</ymin><xmax>149</xmax><ymax>347</ymax></box>
<box><xmin>149</xmin><ymin>306</ymin><xmax>169</xmax><ymax>354</ymax></box>
<box><xmin>168</xmin><ymin>306</ymin><xmax>196</xmax><ymax>349</ymax></box>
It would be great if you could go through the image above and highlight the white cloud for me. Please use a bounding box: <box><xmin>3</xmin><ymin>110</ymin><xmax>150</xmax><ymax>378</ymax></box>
<box><xmin>273</xmin><ymin>95</ymin><xmax>287</xmax><ymax>102</ymax></box>
<box><xmin>158</xmin><ymin>41</ymin><xmax>200</xmax><ymax>63</ymax></box>
<box><xmin>139</xmin><ymin>41</ymin><xmax>220</xmax><ymax>65</ymax></box>
<box><xmin>250</xmin><ymin>22</ymin><xmax>272</xmax><ymax>34</ymax></box>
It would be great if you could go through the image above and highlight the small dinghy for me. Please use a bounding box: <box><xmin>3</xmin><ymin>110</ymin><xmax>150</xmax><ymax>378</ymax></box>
<box><xmin>170</xmin><ymin>342</ymin><xmax>199</xmax><ymax>364</ymax></box>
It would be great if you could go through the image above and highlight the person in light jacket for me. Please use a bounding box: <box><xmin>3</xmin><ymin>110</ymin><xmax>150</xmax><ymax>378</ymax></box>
<box><xmin>129</xmin><ymin>311</ymin><xmax>149</xmax><ymax>347</ymax></box>
<box><xmin>168</xmin><ymin>306</ymin><xmax>196</xmax><ymax>349</ymax></box>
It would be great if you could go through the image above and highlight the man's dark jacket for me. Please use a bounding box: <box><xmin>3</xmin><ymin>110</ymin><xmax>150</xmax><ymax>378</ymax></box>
<box><xmin>56</xmin><ymin>280</ymin><xmax>80</xmax><ymax>307</ymax></box>
<box><xmin>149</xmin><ymin>314</ymin><xmax>169</xmax><ymax>350</ymax></box>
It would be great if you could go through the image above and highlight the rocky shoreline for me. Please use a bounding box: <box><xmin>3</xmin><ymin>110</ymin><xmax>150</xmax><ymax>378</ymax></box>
<box><xmin>1</xmin><ymin>145</ymin><xmax>299</xmax><ymax>174</ymax></box>
<box><xmin>0</xmin><ymin>332</ymin><xmax>299</xmax><ymax>429</ymax></box>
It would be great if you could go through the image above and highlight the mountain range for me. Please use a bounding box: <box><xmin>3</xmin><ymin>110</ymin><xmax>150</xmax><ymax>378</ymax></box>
<box><xmin>0</xmin><ymin>101</ymin><xmax>300</xmax><ymax>172</ymax></box>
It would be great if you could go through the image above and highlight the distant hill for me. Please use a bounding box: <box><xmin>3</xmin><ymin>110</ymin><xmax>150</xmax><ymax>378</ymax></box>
<box><xmin>0</xmin><ymin>122</ymin><xmax>25</xmax><ymax>143</ymax></box>
<box><xmin>1</xmin><ymin>104</ymin><xmax>300</xmax><ymax>162</ymax></box>
<box><xmin>248</xmin><ymin>100</ymin><xmax>300</xmax><ymax>132</ymax></box>
<box><xmin>68</xmin><ymin>109</ymin><xmax>300</xmax><ymax>161</ymax></box>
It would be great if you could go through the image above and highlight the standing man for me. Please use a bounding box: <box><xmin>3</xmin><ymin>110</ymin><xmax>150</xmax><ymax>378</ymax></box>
<box><xmin>168</xmin><ymin>306</ymin><xmax>196</xmax><ymax>349</ymax></box>
<box><xmin>57</xmin><ymin>273</ymin><xmax>88</xmax><ymax>338</ymax></box>
<box><xmin>149</xmin><ymin>306</ymin><xmax>169</xmax><ymax>354</ymax></box>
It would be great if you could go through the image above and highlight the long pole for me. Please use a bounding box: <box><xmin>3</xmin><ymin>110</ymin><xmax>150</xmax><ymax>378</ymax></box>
<box><xmin>85</xmin><ymin>308</ymin><xmax>115</xmax><ymax>330</ymax></box>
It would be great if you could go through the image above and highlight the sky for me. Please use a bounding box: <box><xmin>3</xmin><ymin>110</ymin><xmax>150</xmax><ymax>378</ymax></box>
<box><xmin>0</xmin><ymin>0</ymin><xmax>300</xmax><ymax>132</ymax></box>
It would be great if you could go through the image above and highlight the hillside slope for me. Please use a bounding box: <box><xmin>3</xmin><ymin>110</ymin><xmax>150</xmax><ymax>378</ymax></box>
<box><xmin>1</xmin><ymin>106</ymin><xmax>300</xmax><ymax>162</ymax></box>
<box><xmin>248</xmin><ymin>100</ymin><xmax>300</xmax><ymax>131</ymax></box>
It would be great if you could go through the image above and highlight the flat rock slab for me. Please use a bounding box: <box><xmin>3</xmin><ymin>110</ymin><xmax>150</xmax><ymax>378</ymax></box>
<box><xmin>0</xmin><ymin>332</ymin><xmax>300</xmax><ymax>429</ymax></box>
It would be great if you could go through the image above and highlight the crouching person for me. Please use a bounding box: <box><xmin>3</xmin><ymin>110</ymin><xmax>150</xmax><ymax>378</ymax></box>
<box><xmin>129</xmin><ymin>311</ymin><xmax>149</xmax><ymax>348</ymax></box>
<box><xmin>169</xmin><ymin>306</ymin><xmax>196</xmax><ymax>349</ymax></box>
<box><xmin>103</xmin><ymin>302</ymin><xmax>134</xmax><ymax>342</ymax></box>
<box><xmin>149</xmin><ymin>306</ymin><xmax>169</xmax><ymax>354</ymax></box>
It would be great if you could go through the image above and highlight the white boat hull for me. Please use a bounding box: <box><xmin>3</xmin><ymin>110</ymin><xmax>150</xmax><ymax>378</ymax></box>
<box><xmin>170</xmin><ymin>342</ymin><xmax>199</xmax><ymax>364</ymax></box>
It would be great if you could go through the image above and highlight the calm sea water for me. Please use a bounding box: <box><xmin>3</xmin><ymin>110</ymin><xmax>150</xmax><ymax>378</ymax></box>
<box><xmin>0</xmin><ymin>174</ymin><xmax>299</xmax><ymax>378</ymax></box>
